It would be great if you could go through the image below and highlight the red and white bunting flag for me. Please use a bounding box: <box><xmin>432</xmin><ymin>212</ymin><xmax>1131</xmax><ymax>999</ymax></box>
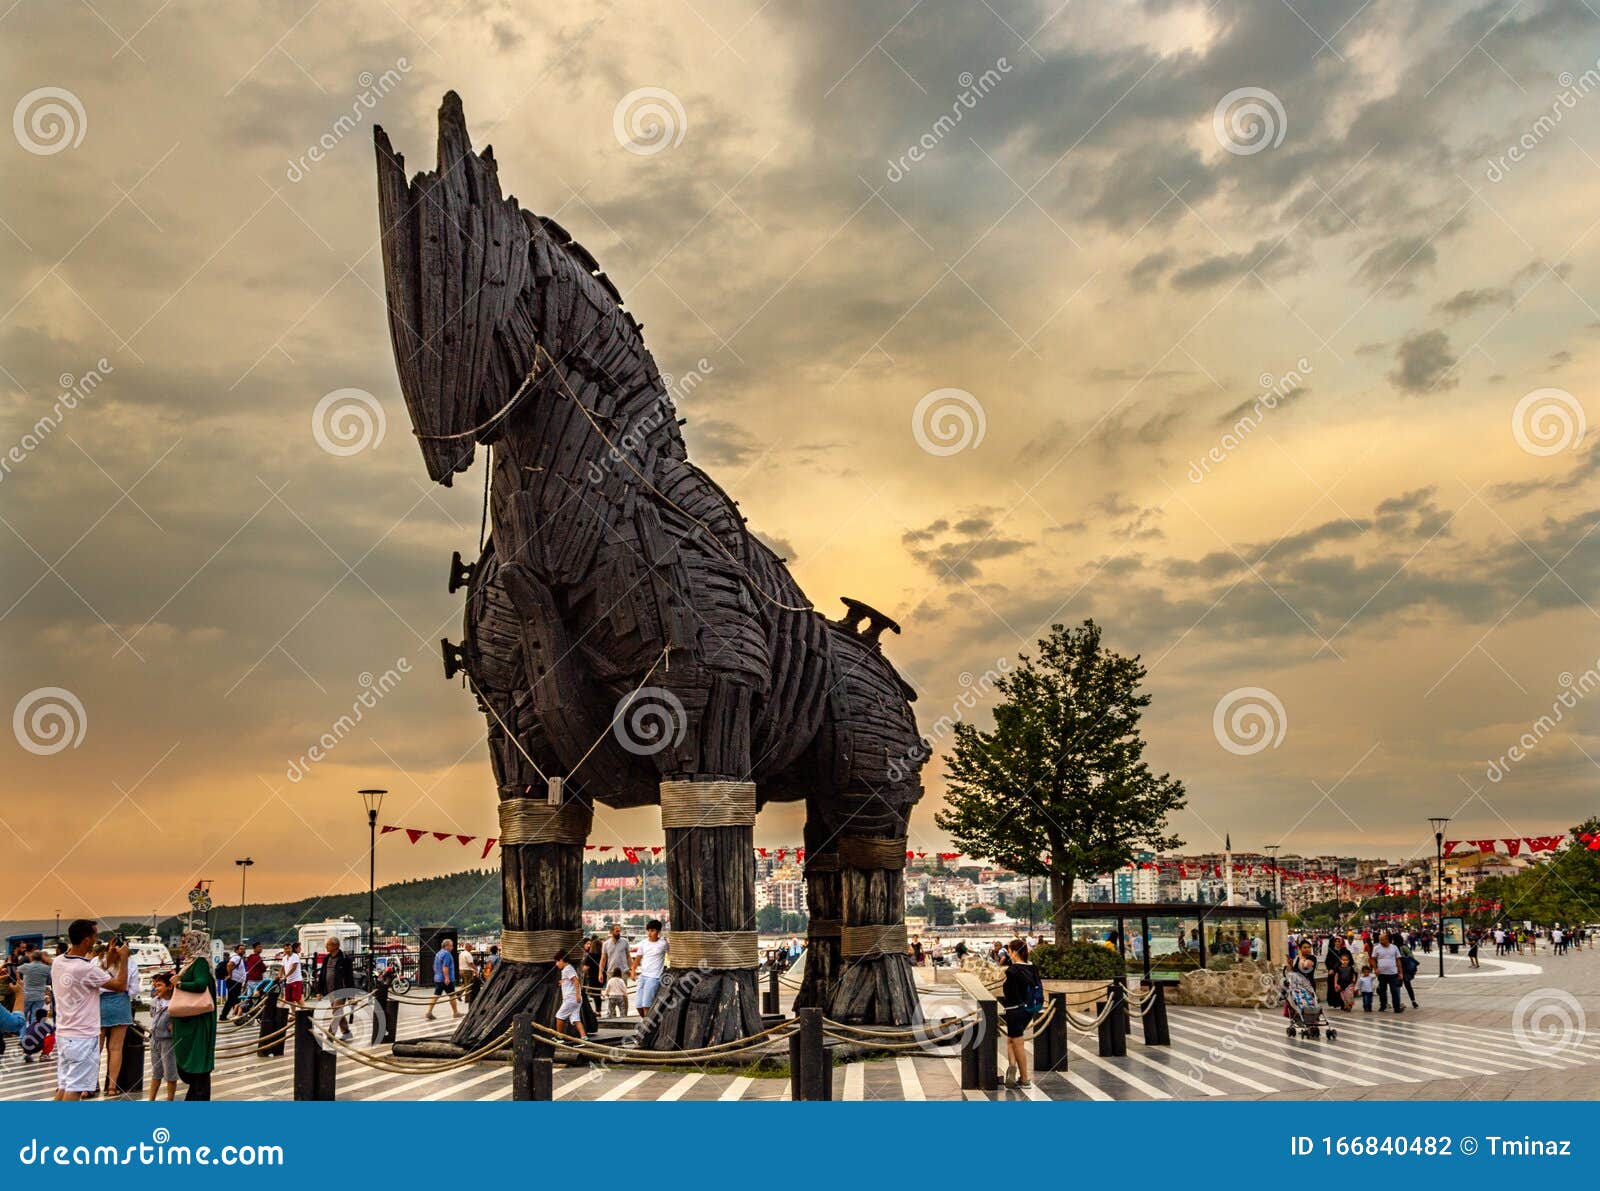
<box><xmin>1503</xmin><ymin>838</ymin><xmax>1521</xmax><ymax>857</ymax></box>
<box><xmin>481</xmin><ymin>838</ymin><xmax>497</xmax><ymax>858</ymax></box>
<box><xmin>405</xmin><ymin>829</ymin><xmax>425</xmax><ymax>844</ymax></box>
<box><xmin>380</xmin><ymin>825</ymin><xmax>399</xmax><ymax>836</ymax></box>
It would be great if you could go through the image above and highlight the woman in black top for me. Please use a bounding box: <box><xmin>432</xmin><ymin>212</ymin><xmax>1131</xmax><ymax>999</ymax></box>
<box><xmin>999</xmin><ymin>939</ymin><xmax>1041</xmax><ymax>1090</ymax></box>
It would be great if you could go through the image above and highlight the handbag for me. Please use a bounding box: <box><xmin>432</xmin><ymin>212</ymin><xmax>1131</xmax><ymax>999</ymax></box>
<box><xmin>168</xmin><ymin>961</ymin><xmax>216</xmax><ymax>1019</ymax></box>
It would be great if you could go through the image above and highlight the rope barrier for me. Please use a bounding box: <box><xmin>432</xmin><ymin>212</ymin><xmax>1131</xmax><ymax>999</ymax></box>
<box><xmin>318</xmin><ymin>1026</ymin><xmax>514</xmax><ymax>1074</ymax></box>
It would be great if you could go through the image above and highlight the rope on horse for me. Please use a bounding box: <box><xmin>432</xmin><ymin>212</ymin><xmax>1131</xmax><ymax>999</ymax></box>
<box><xmin>497</xmin><ymin>798</ymin><xmax>593</xmax><ymax>845</ymax></box>
<box><xmin>658</xmin><ymin>779</ymin><xmax>757</xmax><ymax>828</ymax></box>
<box><xmin>838</xmin><ymin>837</ymin><xmax>907</xmax><ymax>870</ymax></box>
<box><xmin>500</xmin><ymin>929</ymin><xmax>583</xmax><ymax>964</ymax></box>
<box><xmin>668</xmin><ymin>930</ymin><xmax>760</xmax><ymax>970</ymax></box>
<box><xmin>840</xmin><ymin>923</ymin><xmax>907</xmax><ymax>958</ymax></box>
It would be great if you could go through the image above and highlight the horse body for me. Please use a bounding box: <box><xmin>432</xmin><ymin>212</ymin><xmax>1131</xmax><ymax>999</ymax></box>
<box><xmin>376</xmin><ymin>93</ymin><xmax>925</xmax><ymax>1048</ymax></box>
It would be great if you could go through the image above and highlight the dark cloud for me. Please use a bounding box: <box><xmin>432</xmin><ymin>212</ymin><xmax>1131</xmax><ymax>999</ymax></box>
<box><xmin>1435</xmin><ymin>286</ymin><xmax>1513</xmax><ymax>319</ymax></box>
<box><xmin>1171</xmin><ymin>237</ymin><xmax>1301</xmax><ymax>292</ymax></box>
<box><xmin>1389</xmin><ymin>330</ymin><xmax>1459</xmax><ymax>394</ymax></box>
<box><xmin>901</xmin><ymin>511</ymin><xmax>1028</xmax><ymax>581</ymax></box>
<box><xmin>1355</xmin><ymin>234</ymin><xmax>1439</xmax><ymax>296</ymax></box>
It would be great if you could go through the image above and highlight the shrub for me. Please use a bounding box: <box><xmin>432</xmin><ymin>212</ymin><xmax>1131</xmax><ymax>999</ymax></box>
<box><xmin>1031</xmin><ymin>940</ymin><xmax>1126</xmax><ymax>980</ymax></box>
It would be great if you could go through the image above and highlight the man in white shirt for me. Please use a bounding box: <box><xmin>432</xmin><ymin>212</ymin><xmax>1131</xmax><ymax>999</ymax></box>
<box><xmin>629</xmin><ymin>920</ymin><xmax>668</xmax><ymax>1017</ymax></box>
<box><xmin>51</xmin><ymin>920</ymin><xmax>128</xmax><ymax>1100</ymax></box>
<box><xmin>1371</xmin><ymin>931</ymin><xmax>1404</xmax><ymax>1013</ymax></box>
<box><xmin>281</xmin><ymin>942</ymin><xmax>305</xmax><ymax>1003</ymax></box>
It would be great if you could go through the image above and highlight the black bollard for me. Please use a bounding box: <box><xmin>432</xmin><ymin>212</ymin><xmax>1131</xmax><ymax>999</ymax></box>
<box><xmin>1141</xmin><ymin>981</ymin><xmax>1171</xmax><ymax>1046</ymax></box>
<box><xmin>118</xmin><ymin>1027</ymin><xmax>145</xmax><ymax>1094</ymax></box>
<box><xmin>292</xmin><ymin>1007</ymin><xmax>337</xmax><ymax>1100</ymax></box>
<box><xmin>762</xmin><ymin>966</ymin><xmax>780</xmax><ymax>1017</ymax></box>
<box><xmin>258</xmin><ymin>989</ymin><xmax>286</xmax><ymax>1057</ymax></box>
<box><xmin>788</xmin><ymin>1006</ymin><xmax>830</xmax><ymax>1101</ymax></box>
<box><xmin>512</xmin><ymin>1013</ymin><xmax>553</xmax><ymax>1101</ymax></box>
<box><xmin>1032</xmin><ymin>990</ymin><xmax>1069</xmax><ymax>1072</ymax></box>
<box><xmin>1097</xmin><ymin>982</ymin><xmax>1128</xmax><ymax>1058</ymax></box>
<box><xmin>374</xmin><ymin>984</ymin><xmax>401</xmax><ymax>1044</ymax></box>
<box><xmin>959</xmin><ymin>999</ymin><xmax>999</xmax><ymax>1091</ymax></box>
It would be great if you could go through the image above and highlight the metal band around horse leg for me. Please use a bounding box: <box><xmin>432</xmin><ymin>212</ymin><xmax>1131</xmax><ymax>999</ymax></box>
<box><xmin>499</xmin><ymin>929</ymin><xmax>582</xmax><ymax>964</ymax></box>
<box><xmin>838</xmin><ymin>836</ymin><xmax>908</xmax><ymax>870</ymax></box>
<box><xmin>668</xmin><ymin>930</ymin><xmax>760</xmax><ymax>970</ymax></box>
<box><xmin>840</xmin><ymin>923</ymin><xmax>908</xmax><ymax>958</ymax></box>
<box><xmin>658</xmin><ymin>780</ymin><xmax>757</xmax><ymax>829</ymax></box>
<box><xmin>497</xmin><ymin>798</ymin><xmax>593</xmax><ymax>845</ymax></box>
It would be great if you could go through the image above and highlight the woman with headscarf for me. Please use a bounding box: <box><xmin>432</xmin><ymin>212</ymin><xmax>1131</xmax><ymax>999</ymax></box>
<box><xmin>171</xmin><ymin>930</ymin><xmax>217</xmax><ymax>1100</ymax></box>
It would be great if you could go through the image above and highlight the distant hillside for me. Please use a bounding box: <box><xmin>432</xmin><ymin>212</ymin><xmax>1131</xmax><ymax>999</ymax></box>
<box><xmin>112</xmin><ymin>859</ymin><xmax>670</xmax><ymax>946</ymax></box>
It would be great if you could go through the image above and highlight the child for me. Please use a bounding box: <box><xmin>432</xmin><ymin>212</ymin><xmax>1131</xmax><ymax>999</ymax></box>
<box><xmin>146</xmin><ymin>972</ymin><xmax>178</xmax><ymax>1101</ymax></box>
<box><xmin>1358</xmin><ymin>964</ymin><xmax>1375</xmax><ymax>1012</ymax></box>
<box><xmin>552</xmin><ymin>950</ymin><xmax>586</xmax><ymax>1041</ymax></box>
<box><xmin>604</xmin><ymin>973</ymin><xmax>628</xmax><ymax>1018</ymax></box>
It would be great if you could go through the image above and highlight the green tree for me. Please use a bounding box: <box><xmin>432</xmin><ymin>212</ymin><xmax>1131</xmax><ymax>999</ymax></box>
<box><xmin>962</xmin><ymin>905</ymin><xmax>993</xmax><ymax>924</ymax></box>
<box><xmin>937</xmin><ymin>620</ymin><xmax>1187</xmax><ymax>943</ymax></box>
<box><xmin>923</xmin><ymin>895</ymin><xmax>956</xmax><ymax>927</ymax></box>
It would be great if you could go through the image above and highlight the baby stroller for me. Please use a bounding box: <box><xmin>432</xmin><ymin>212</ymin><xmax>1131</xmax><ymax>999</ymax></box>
<box><xmin>1282</xmin><ymin>969</ymin><xmax>1337</xmax><ymax>1040</ymax></box>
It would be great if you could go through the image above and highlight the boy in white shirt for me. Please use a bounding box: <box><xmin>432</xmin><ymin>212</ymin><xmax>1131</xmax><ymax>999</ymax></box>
<box><xmin>629</xmin><ymin>920</ymin><xmax>669</xmax><ymax>1017</ymax></box>
<box><xmin>553</xmin><ymin>950</ymin><xmax>586</xmax><ymax>1040</ymax></box>
<box><xmin>604</xmin><ymin>974</ymin><xmax>628</xmax><ymax>1017</ymax></box>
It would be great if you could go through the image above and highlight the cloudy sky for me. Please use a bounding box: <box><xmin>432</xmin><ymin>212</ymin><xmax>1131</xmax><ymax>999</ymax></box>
<box><xmin>4</xmin><ymin>0</ymin><xmax>1599</xmax><ymax>920</ymax></box>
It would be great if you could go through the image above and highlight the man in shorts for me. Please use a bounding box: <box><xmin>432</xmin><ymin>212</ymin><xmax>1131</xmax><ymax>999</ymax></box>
<box><xmin>425</xmin><ymin>938</ymin><xmax>459</xmax><ymax>1020</ymax></box>
<box><xmin>553</xmin><ymin>949</ymin><xmax>586</xmax><ymax>1040</ymax></box>
<box><xmin>50</xmin><ymin>919</ymin><xmax>128</xmax><ymax>1101</ymax></box>
<box><xmin>629</xmin><ymin>920</ymin><xmax>668</xmax><ymax>1017</ymax></box>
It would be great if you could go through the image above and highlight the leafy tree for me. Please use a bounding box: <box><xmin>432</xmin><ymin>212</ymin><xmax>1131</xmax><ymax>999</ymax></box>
<box><xmin>937</xmin><ymin>620</ymin><xmax>1187</xmax><ymax>943</ymax></box>
<box><xmin>923</xmin><ymin>895</ymin><xmax>956</xmax><ymax>927</ymax></box>
<box><xmin>962</xmin><ymin>905</ymin><xmax>993</xmax><ymax>924</ymax></box>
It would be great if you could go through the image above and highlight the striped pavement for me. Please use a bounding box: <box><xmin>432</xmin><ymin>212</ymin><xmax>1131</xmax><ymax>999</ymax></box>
<box><xmin>5</xmin><ymin>996</ymin><xmax>1599</xmax><ymax>1101</ymax></box>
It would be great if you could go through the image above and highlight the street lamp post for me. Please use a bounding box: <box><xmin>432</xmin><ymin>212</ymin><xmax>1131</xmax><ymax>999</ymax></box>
<box><xmin>1428</xmin><ymin>817</ymin><xmax>1450</xmax><ymax>979</ymax></box>
<box><xmin>234</xmin><ymin>858</ymin><xmax>254</xmax><ymax>945</ymax></box>
<box><xmin>360</xmin><ymin>789</ymin><xmax>387</xmax><ymax>989</ymax></box>
<box><xmin>1264</xmin><ymin>844</ymin><xmax>1281</xmax><ymax>912</ymax></box>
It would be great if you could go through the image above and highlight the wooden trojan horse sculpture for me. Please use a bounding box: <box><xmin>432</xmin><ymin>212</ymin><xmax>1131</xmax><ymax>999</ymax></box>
<box><xmin>374</xmin><ymin>94</ymin><xmax>928</xmax><ymax>1051</ymax></box>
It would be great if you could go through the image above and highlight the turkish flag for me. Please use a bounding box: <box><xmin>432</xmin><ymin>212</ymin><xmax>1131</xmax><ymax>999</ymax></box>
<box><xmin>481</xmin><ymin>838</ymin><xmax>497</xmax><ymax>859</ymax></box>
<box><xmin>432</xmin><ymin>832</ymin><xmax>451</xmax><ymax>842</ymax></box>
<box><xmin>1503</xmin><ymin>838</ymin><xmax>1521</xmax><ymax>856</ymax></box>
<box><xmin>380</xmin><ymin>825</ymin><xmax>399</xmax><ymax>836</ymax></box>
<box><xmin>1525</xmin><ymin>835</ymin><xmax>1563</xmax><ymax>852</ymax></box>
<box><xmin>405</xmin><ymin>829</ymin><xmax>425</xmax><ymax>844</ymax></box>
<box><xmin>623</xmin><ymin>847</ymin><xmax>640</xmax><ymax>864</ymax></box>
<box><xmin>456</xmin><ymin>835</ymin><xmax>474</xmax><ymax>847</ymax></box>
<box><xmin>1470</xmin><ymin>839</ymin><xmax>1498</xmax><ymax>855</ymax></box>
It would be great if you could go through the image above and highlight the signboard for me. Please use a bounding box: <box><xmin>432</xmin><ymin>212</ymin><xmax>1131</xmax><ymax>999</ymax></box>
<box><xmin>1441</xmin><ymin>916</ymin><xmax>1464</xmax><ymax>946</ymax></box>
<box><xmin>594</xmin><ymin>876</ymin><xmax>640</xmax><ymax>891</ymax></box>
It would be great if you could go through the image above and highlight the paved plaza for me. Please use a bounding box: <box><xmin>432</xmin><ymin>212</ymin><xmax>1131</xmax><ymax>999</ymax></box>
<box><xmin>3</xmin><ymin>948</ymin><xmax>1596</xmax><ymax>1102</ymax></box>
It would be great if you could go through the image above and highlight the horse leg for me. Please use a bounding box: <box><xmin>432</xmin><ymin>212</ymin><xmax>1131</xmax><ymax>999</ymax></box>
<box><xmin>827</xmin><ymin>794</ymin><xmax>922</xmax><ymax>1026</ymax></box>
<box><xmin>796</xmin><ymin>806</ymin><xmax>842</xmax><ymax>1011</ymax></box>
<box><xmin>446</xmin><ymin>793</ymin><xmax>590</xmax><ymax>1050</ymax></box>
<box><xmin>633</xmin><ymin>775</ymin><xmax>763</xmax><ymax>1049</ymax></box>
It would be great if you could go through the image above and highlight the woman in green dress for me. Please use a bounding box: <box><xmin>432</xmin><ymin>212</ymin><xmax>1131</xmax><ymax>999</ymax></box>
<box><xmin>172</xmin><ymin>929</ymin><xmax>217</xmax><ymax>1100</ymax></box>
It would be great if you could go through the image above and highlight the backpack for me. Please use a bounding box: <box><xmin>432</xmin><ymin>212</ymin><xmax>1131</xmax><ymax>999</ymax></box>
<box><xmin>1020</xmin><ymin>965</ymin><xmax>1044</xmax><ymax>1014</ymax></box>
<box><xmin>20</xmin><ymin>1009</ymin><xmax>52</xmax><ymax>1056</ymax></box>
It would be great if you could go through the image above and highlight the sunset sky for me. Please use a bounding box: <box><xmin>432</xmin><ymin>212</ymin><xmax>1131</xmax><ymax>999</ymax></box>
<box><xmin>3</xmin><ymin>0</ymin><xmax>1599</xmax><ymax>922</ymax></box>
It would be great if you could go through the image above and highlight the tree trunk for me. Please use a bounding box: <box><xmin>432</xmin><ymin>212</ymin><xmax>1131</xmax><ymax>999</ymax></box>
<box><xmin>1049</xmin><ymin>871</ymin><xmax>1074</xmax><ymax>945</ymax></box>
